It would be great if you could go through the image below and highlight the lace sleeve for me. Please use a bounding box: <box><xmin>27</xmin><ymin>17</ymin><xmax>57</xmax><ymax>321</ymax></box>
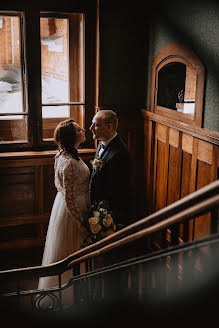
<box><xmin>63</xmin><ymin>159</ymin><xmax>82</xmax><ymax>224</ymax></box>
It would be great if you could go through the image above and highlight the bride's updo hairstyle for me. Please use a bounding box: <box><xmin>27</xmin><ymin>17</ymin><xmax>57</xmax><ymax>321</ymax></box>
<box><xmin>54</xmin><ymin>119</ymin><xmax>80</xmax><ymax>160</ymax></box>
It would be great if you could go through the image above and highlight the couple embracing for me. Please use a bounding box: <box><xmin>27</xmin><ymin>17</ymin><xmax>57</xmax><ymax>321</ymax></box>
<box><xmin>38</xmin><ymin>110</ymin><xmax>131</xmax><ymax>303</ymax></box>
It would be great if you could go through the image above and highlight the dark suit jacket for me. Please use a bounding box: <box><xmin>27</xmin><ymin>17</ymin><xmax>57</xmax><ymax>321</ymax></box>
<box><xmin>89</xmin><ymin>135</ymin><xmax>131</xmax><ymax>227</ymax></box>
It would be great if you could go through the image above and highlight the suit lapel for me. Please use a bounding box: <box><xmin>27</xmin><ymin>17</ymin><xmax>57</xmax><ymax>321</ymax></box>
<box><xmin>91</xmin><ymin>135</ymin><xmax>120</xmax><ymax>178</ymax></box>
<box><xmin>91</xmin><ymin>147</ymin><xmax>110</xmax><ymax>178</ymax></box>
<box><xmin>91</xmin><ymin>142</ymin><xmax>102</xmax><ymax>179</ymax></box>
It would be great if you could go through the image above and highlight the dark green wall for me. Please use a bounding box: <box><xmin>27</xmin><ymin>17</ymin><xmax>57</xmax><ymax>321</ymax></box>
<box><xmin>100</xmin><ymin>0</ymin><xmax>219</xmax><ymax>132</ymax></box>
<box><xmin>99</xmin><ymin>0</ymin><xmax>148</xmax><ymax>108</ymax></box>
<box><xmin>145</xmin><ymin>0</ymin><xmax>219</xmax><ymax>132</ymax></box>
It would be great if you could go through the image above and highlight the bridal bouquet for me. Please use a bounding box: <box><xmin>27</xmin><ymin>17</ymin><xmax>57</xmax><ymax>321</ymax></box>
<box><xmin>81</xmin><ymin>200</ymin><xmax>117</xmax><ymax>247</ymax></box>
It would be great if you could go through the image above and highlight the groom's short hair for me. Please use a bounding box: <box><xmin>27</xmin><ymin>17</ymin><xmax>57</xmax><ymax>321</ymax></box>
<box><xmin>97</xmin><ymin>109</ymin><xmax>118</xmax><ymax>130</ymax></box>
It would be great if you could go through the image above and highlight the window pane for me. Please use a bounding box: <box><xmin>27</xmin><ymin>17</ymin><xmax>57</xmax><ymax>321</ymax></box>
<box><xmin>42</xmin><ymin>105</ymin><xmax>84</xmax><ymax>139</ymax></box>
<box><xmin>0</xmin><ymin>16</ymin><xmax>24</xmax><ymax>116</ymax></box>
<box><xmin>157</xmin><ymin>62</ymin><xmax>196</xmax><ymax>116</ymax></box>
<box><xmin>157</xmin><ymin>62</ymin><xmax>186</xmax><ymax>111</ymax></box>
<box><xmin>40</xmin><ymin>17</ymin><xmax>69</xmax><ymax>104</ymax></box>
<box><xmin>0</xmin><ymin>116</ymin><xmax>27</xmax><ymax>142</ymax></box>
<box><xmin>42</xmin><ymin>105</ymin><xmax>69</xmax><ymax>118</ymax></box>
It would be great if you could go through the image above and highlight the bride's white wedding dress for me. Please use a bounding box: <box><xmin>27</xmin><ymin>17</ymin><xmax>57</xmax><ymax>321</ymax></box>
<box><xmin>38</xmin><ymin>152</ymin><xmax>90</xmax><ymax>308</ymax></box>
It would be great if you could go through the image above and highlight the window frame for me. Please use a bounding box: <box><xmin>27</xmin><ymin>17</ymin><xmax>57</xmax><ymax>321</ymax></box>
<box><xmin>40</xmin><ymin>12</ymin><xmax>85</xmax><ymax>142</ymax></box>
<box><xmin>150</xmin><ymin>42</ymin><xmax>205</xmax><ymax>127</ymax></box>
<box><xmin>0</xmin><ymin>5</ymin><xmax>98</xmax><ymax>152</ymax></box>
<box><xmin>0</xmin><ymin>11</ymin><xmax>29</xmax><ymax>149</ymax></box>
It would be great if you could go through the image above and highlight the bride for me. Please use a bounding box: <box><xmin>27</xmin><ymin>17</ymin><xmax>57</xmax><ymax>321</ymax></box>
<box><xmin>38</xmin><ymin>119</ymin><xmax>90</xmax><ymax>308</ymax></box>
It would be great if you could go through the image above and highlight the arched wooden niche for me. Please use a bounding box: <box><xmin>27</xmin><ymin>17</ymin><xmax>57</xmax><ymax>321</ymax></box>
<box><xmin>150</xmin><ymin>42</ymin><xmax>205</xmax><ymax>127</ymax></box>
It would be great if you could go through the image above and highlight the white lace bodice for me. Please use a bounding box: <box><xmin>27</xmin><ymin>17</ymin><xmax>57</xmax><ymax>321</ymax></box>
<box><xmin>54</xmin><ymin>152</ymin><xmax>90</xmax><ymax>223</ymax></box>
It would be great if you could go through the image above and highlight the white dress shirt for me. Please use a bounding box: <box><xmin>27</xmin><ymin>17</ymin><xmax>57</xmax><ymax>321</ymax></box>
<box><xmin>98</xmin><ymin>133</ymin><xmax>117</xmax><ymax>157</ymax></box>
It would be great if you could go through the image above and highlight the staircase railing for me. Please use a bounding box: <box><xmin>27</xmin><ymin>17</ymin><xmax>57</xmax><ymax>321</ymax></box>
<box><xmin>0</xmin><ymin>179</ymin><xmax>219</xmax><ymax>313</ymax></box>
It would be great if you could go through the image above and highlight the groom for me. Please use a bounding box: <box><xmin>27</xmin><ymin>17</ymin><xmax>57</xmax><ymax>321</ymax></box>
<box><xmin>89</xmin><ymin>109</ymin><xmax>131</xmax><ymax>229</ymax></box>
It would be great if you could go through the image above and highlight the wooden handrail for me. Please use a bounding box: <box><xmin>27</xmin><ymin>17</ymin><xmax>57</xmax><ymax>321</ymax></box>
<box><xmin>0</xmin><ymin>179</ymin><xmax>218</xmax><ymax>283</ymax></box>
<box><xmin>66</xmin><ymin>193</ymin><xmax>219</xmax><ymax>268</ymax></box>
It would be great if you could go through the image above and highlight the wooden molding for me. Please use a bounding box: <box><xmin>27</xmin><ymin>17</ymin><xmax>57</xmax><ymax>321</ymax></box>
<box><xmin>0</xmin><ymin>148</ymin><xmax>96</xmax><ymax>159</ymax></box>
<box><xmin>0</xmin><ymin>237</ymin><xmax>46</xmax><ymax>251</ymax></box>
<box><xmin>150</xmin><ymin>42</ymin><xmax>205</xmax><ymax>127</ymax></box>
<box><xmin>0</xmin><ymin>214</ymin><xmax>50</xmax><ymax>228</ymax></box>
<box><xmin>142</xmin><ymin>109</ymin><xmax>219</xmax><ymax>146</ymax></box>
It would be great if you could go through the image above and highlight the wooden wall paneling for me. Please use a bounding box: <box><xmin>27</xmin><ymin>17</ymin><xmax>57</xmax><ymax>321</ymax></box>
<box><xmin>152</xmin><ymin>124</ymin><xmax>158</xmax><ymax>213</ymax></box>
<box><xmin>35</xmin><ymin>165</ymin><xmax>44</xmax><ymax>214</ymax></box>
<box><xmin>167</xmin><ymin>130</ymin><xmax>183</xmax><ymax>246</ymax></box>
<box><xmin>211</xmin><ymin>145</ymin><xmax>219</xmax><ymax>233</ymax></box>
<box><xmin>148</xmin><ymin>121</ymin><xmax>156</xmax><ymax>216</ymax></box>
<box><xmin>211</xmin><ymin>144</ymin><xmax>218</xmax><ymax>181</ymax></box>
<box><xmin>143</xmin><ymin>119</ymin><xmax>153</xmax><ymax>216</ymax></box>
<box><xmin>141</xmin><ymin>110</ymin><xmax>219</xmax><ymax>247</ymax></box>
<box><xmin>135</xmin><ymin>112</ymin><xmax>148</xmax><ymax>220</ymax></box>
<box><xmin>0</xmin><ymin>158</ymin><xmax>53</xmax><ymax>168</ymax></box>
<box><xmin>155</xmin><ymin>124</ymin><xmax>169</xmax><ymax>211</ymax></box>
<box><xmin>0</xmin><ymin>166</ymin><xmax>39</xmax><ymax>264</ymax></box>
<box><xmin>190</xmin><ymin>138</ymin><xmax>198</xmax><ymax>194</ymax></box>
<box><xmin>182</xmin><ymin>133</ymin><xmax>193</xmax><ymax>154</ymax></box>
<box><xmin>181</xmin><ymin>152</ymin><xmax>193</xmax><ymax>199</ymax></box>
<box><xmin>0</xmin><ymin>151</ymin><xmax>96</xmax><ymax>267</ymax></box>
<box><xmin>0</xmin><ymin>214</ymin><xmax>50</xmax><ymax>228</ymax></box>
<box><xmin>180</xmin><ymin>151</ymin><xmax>193</xmax><ymax>242</ymax></box>
<box><xmin>153</xmin><ymin>124</ymin><xmax>170</xmax><ymax>249</ymax></box>
<box><xmin>181</xmin><ymin>134</ymin><xmax>193</xmax><ymax>199</ymax></box>
<box><xmin>35</xmin><ymin>165</ymin><xmax>44</xmax><ymax>238</ymax></box>
<box><xmin>43</xmin><ymin>164</ymin><xmax>56</xmax><ymax>214</ymax></box>
<box><xmin>184</xmin><ymin>137</ymin><xmax>198</xmax><ymax>241</ymax></box>
<box><xmin>194</xmin><ymin>143</ymin><xmax>214</xmax><ymax>240</ymax></box>
<box><xmin>163</xmin><ymin>125</ymin><xmax>170</xmax><ymax>207</ymax></box>
<box><xmin>155</xmin><ymin>140</ymin><xmax>166</xmax><ymax>209</ymax></box>
<box><xmin>0</xmin><ymin>166</ymin><xmax>36</xmax><ymax>218</ymax></box>
<box><xmin>0</xmin><ymin>237</ymin><xmax>45</xmax><ymax>252</ymax></box>
<box><xmin>197</xmin><ymin>139</ymin><xmax>213</xmax><ymax>162</ymax></box>
<box><xmin>167</xmin><ymin>129</ymin><xmax>182</xmax><ymax>205</ymax></box>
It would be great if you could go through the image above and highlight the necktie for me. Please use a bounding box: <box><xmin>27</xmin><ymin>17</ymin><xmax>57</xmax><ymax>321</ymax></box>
<box><xmin>98</xmin><ymin>143</ymin><xmax>105</xmax><ymax>157</ymax></box>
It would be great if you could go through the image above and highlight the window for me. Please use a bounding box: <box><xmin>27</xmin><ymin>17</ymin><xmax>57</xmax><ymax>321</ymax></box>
<box><xmin>0</xmin><ymin>7</ymin><xmax>97</xmax><ymax>151</ymax></box>
<box><xmin>0</xmin><ymin>13</ymin><xmax>27</xmax><ymax>143</ymax></box>
<box><xmin>150</xmin><ymin>42</ymin><xmax>205</xmax><ymax>127</ymax></box>
<box><xmin>40</xmin><ymin>13</ymin><xmax>85</xmax><ymax>140</ymax></box>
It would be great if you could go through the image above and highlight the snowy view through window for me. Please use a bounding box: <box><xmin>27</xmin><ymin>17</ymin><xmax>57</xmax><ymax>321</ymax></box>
<box><xmin>41</xmin><ymin>75</ymin><xmax>69</xmax><ymax>118</ymax></box>
<box><xmin>0</xmin><ymin>15</ymin><xmax>69</xmax><ymax>119</ymax></box>
<box><xmin>0</xmin><ymin>65</ymin><xmax>69</xmax><ymax>118</ymax></box>
<box><xmin>40</xmin><ymin>17</ymin><xmax>69</xmax><ymax>118</ymax></box>
<box><xmin>0</xmin><ymin>65</ymin><xmax>23</xmax><ymax>119</ymax></box>
<box><xmin>0</xmin><ymin>14</ymin><xmax>84</xmax><ymax>143</ymax></box>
